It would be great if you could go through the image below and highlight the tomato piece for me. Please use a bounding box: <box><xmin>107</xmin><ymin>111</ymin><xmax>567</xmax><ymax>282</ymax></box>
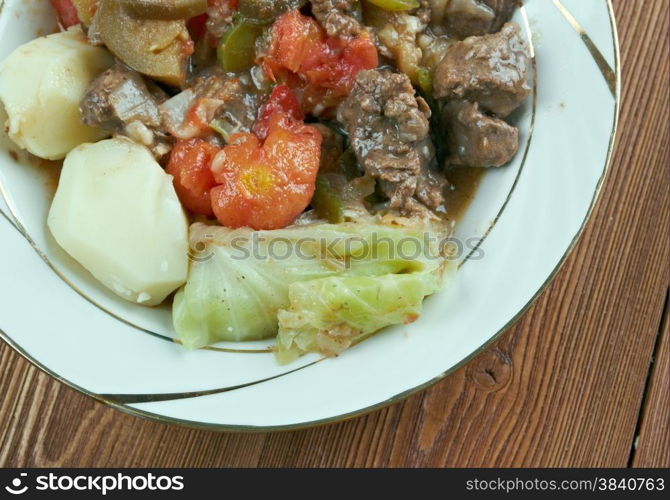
<box><xmin>263</xmin><ymin>10</ymin><xmax>378</xmax><ymax>113</ymax></box>
<box><xmin>187</xmin><ymin>13</ymin><xmax>209</xmax><ymax>41</ymax></box>
<box><xmin>50</xmin><ymin>0</ymin><xmax>80</xmax><ymax>29</ymax></box>
<box><xmin>210</xmin><ymin>113</ymin><xmax>322</xmax><ymax>230</ymax></box>
<box><xmin>264</xmin><ymin>10</ymin><xmax>324</xmax><ymax>76</ymax></box>
<box><xmin>254</xmin><ymin>84</ymin><xmax>304</xmax><ymax>140</ymax></box>
<box><xmin>167</xmin><ymin>139</ymin><xmax>221</xmax><ymax>217</ymax></box>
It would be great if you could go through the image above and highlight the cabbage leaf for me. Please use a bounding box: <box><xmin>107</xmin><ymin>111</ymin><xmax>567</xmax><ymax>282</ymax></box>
<box><xmin>173</xmin><ymin>218</ymin><xmax>449</xmax><ymax>354</ymax></box>
<box><xmin>275</xmin><ymin>273</ymin><xmax>440</xmax><ymax>364</ymax></box>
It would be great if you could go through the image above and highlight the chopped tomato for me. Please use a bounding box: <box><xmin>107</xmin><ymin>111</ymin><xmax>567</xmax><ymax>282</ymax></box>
<box><xmin>50</xmin><ymin>0</ymin><xmax>80</xmax><ymax>29</ymax></box>
<box><xmin>305</xmin><ymin>35</ymin><xmax>379</xmax><ymax>92</ymax></box>
<box><xmin>263</xmin><ymin>11</ymin><xmax>324</xmax><ymax>76</ymax></box>
<box><xmin>210</xmin><ymin>113</ymin><xmax>322</xmax><ymax>230</ymax></box>
<box><xmin>167</xmin><ymin>139</ymin><xmax>221</xmax><ymax>217</ymax></box>
<box><xmin>253</xmin><ymin>84</ymin><xmax>304</xmax><ymax>140</ymax></box>
<box><xmin>263</xmin><ymin>10</ymin><xmax>378</xmax><ymax>114</ymax></box>
<box><xmin>187</xmin><ymin>14</ymin><xmax>209</xmax><ymax>40</ymax></box>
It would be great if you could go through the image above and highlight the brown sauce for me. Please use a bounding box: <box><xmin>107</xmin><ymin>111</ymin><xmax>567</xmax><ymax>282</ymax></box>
<box><xmin>443</xmin><ymin>167</ymin><xmax>486</xmax><ymax>224</ymax></box>
<box><xmin>6</xmin><ymin>147</ymin><xmax>62</xmax><ymax>199</ymax></box>
<box><xmin>30</xmin><ymin>156</ymin><xmax>62</xmax><ymax>198</ymax></box>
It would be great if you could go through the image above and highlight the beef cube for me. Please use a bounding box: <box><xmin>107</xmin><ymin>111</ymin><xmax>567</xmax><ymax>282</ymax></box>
<box><xmin>438</xmin><ymin>0</ymin><xmax>520</xmax><ymax>39</ymax></box>
<box><xmin>442</xmin><ymin>100</ymin><xmax>519</xmax><ymax>167</ymax></box>
<box><xmin>338</xmin><ymin>69</ymin><xmax>447</xmax><ymax>217</ymax></box>
<box><xmin>80</xmin><ymin>62</ymin><xmax>162</xmax><ymax>131</ymax></box>
<box><xmin>433</xmin><ymin>22</ymin><xmax>531</xmax><ymax>117</ymax></box>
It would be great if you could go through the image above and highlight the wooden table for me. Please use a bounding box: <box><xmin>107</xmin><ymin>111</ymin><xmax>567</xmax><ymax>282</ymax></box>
<box><xmin>0</xmin><ymin>0</ymin><xmax>668</xmax><ymax>468</ymax></box>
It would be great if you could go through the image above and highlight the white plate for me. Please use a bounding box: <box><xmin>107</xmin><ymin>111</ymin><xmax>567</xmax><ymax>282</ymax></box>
<box><xmin>0</xmin><ymin>0</ymin><xmax>619</xmax><ymax>430</ymax></box>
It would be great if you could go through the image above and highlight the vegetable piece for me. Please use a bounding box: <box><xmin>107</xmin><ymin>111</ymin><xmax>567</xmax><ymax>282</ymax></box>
<box><xmin>184</xmin><ymin>98</ymin><xmax>227</xmax><ymax>138</ymax></box>
<box><xmin>209</xmin><ymin>117</ymin><xmax>236</xmax><ymax>142</ymax></box>
<box><xmin>71</xmin><ymin>0</ymin><xmax>98</xmax><ymax>25</ymax></box>
<box><xmin>416</xmin><ymin>66</ymin><xmax>434</xmax><ymax>94</ymax></box>
<box><xmin>253</xmin><ymin>84</ymin><xmax>304</xmax><ymax>140</ymax></box>
<box><xmin>166</xmin><ymin>139</ymin><xmax>221</xmax><ymax>217</ymax></box>
<box><xmin>120</xmin><ymin>0</ymin><xmax>207</xmax><ymax>19</ymax></box>
<box><xmin>238</xmin><ymin>0</ymin><xmax>306</xmax><ymax>24</ymax></box>
<box><xmin>96</xmin><ymin>0</ymin><xmax>192</xmax><ymax>87</ymax></box>
<box><xmin>187</xmin><ymin>13</ymin><xmax>210</xmax><ymax>40</ymax></box>
<box><xmin>366</xmin><ymin>0</ymin><xmax>420</xmax><ymax>11</ymax></box>
<box><xmin>262</xmin><ymin>10</ymin><xmax>378</xmax><ymax>113</ymax></box>
<box><xmin>312</xmin><ymin>176</ymin><xmax>344</xmax><ymax>223</ymax></box>
<box><xmin>209</xmin><ymin>112</ymin><xmax>322</xmax><ymax>230</ymax></box>
<box><xmin>173</xmin><ymin>219</ymin><xmax>446</xmax><ymax>347</ymax></box>
<box><xmin>375</xmin><ymin>12</ymin><xmax>424</xmax><ymax>85</ymax></box>
<box><xmin>264</xmin><ymin>10</ymin><xmax>322</xmax><ymax>74</ymax></box>
<box><xmin>217</xmin><ymin>19</ymin><xmax>264</xmax><ymax>72</ymax></box>
<box><xmin>50</xmin><ymin>0</ymin><xmax>80</xmax><ymax>28</ymax></box>
<box><xmin>0</xmin><ymin>27</ymin><xmax>113</xmax><ymax>160</ymax></box>
<box><xmin>48</xmin><ymin>138</ymin><xmax>189</xmax><ymax>306</ymax></box>
<box><xmin>159</xmin><ymin>89</ymin><xmax>198</xmax><ymax>135</ymax></box>
<box><xmin>275</xmin><ymin>272</ymin><xmax>440</xmax><ymax>363</ymax></box>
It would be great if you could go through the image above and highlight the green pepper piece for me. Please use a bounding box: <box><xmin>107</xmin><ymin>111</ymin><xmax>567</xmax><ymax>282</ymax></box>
<box><xmin>217</xmin><ymin>20</ymin><xmax>265</xmax><ymax>73</ymax></box>
<box><xmin>365</xmin><ymin>0</ymin><xmax>420</xmax><ymax>12</ymax></box>
<box><xmin>312</xmin><ymin>176</ymin><xmax>344</xmax><ymax>224</ymax></box>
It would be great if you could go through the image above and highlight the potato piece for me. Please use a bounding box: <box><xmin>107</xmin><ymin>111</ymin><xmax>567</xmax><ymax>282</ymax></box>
<box><xmin>0</xmin><ymin>27</ymin><xmax>113</xmax><ymax>160</ymax></box>
<box><xmin>48</xmin><ymin>138</ymin><xmax>189</xmax><ymax>306</ymax></box>
<box><xmin>97</xmin><ymin>0</ymin><xmax>191</xmax><ymax>87</ymax></box>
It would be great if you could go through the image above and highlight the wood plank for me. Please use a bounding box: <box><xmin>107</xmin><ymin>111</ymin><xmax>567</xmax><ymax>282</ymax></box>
<box><xmin>0</xmin><ymin>0</ymin><xmax>668</xmax><ymax>467</ymax></box>
<box><xmin>632</xmin><ymin>297</ymin><xmax>670</xmax><ymax>468</ymax></box>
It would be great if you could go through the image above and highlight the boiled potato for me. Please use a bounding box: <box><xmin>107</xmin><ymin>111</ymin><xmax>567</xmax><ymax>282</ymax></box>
<box><xmin>0</xmin><ymin>27</ymin><xmax>113</xmax><ymax>160</ymax></box>
<box><xmin>48</xmin><ymin>138</ymin><xmax>189</xmax><ymax>306</ymax></box>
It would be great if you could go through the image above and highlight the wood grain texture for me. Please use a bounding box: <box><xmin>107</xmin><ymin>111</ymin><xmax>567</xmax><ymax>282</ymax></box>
<box><xmin>632</xmin><ymin>296</ymin><xmax>670</xmax><ymax>468</ymax></box>
<box><xmin>0</xmin><ymin>0</ymin><xmax>668</xmax><ymax>468</ymax></box>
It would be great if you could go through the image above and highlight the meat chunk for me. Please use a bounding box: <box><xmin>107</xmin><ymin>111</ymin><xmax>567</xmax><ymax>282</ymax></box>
<box><xmin>200</xmin><ymin>73</ymin><xmax>261</xmax><ymax>139</ymax></box>
<box><xmin>430</xmin><ymin>0</ymin><xmax>520</xmax><ymax>39</ymax></box>
<box><xmin>311</xmin><ymin>0</ymin><xmax>364</xmax><ymax>38</ymax></box>
<box><xmin>80</xmin><ymin>62</ymin><xmax>161</xmax><ymax>130</ymax></box>
<box><xmin>80</xmin><ymin>62</ymin><xmax>172</xmax><ymax>158</ymax></box>
<box><xmin>416</xmin><ymin>1</ymin><xmax>433</xmax><ymax>25</ymax></box>
<box><xmin>442</xmin><ymin>100</ymin><xmax>519</xmax><ymax>167</ymax></box>
<box><xmin>433</xmin><ymin>22</ymin><xmax>531</xmax><ymax>117</ymax></box>
<box><xmin>206</xmin><ymin>0</ymin><xmax>236</xmax><ymax>39</ymax></box>
<box><xmin>337</xmin><ymin>69</ymin><xmax>446</xmax><ymax>216</ymax></box>
<box><xmin>160</xmin><ymin>69</ymin><xmax>260</xmax><ymax>141</ymax></box>
<box><xmin>416</xmin><ymin>163</ymin><xmax>449</xmax><ymax>209</ymax></box>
